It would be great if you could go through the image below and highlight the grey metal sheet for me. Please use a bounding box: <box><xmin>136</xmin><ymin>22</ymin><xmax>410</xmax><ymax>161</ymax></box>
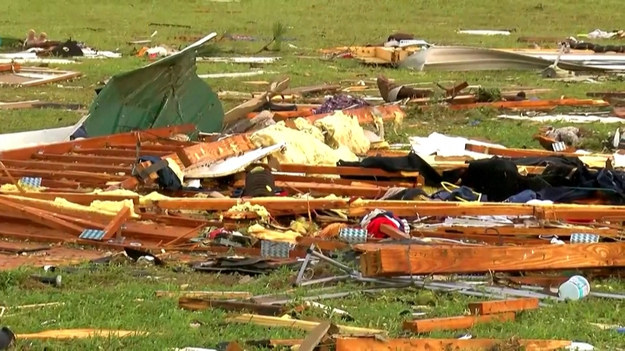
<box><xmin>401</xmin><ymin>46</ymin><xmax>609</xmax><ymax>72</ymax></box>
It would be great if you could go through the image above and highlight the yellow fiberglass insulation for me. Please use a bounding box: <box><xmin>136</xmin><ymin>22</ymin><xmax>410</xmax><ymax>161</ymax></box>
<box><xmin>0</xmin><ymin>183</ymin><xmax>44</xmax><ymax>192</ymax></box>
<box><xmin>226</xmin><ymin>202</ymin><xmax>270</xmax><ymax>222</ymax></box>
<box><xmin>247</xmin><ymin>223</ymin><xmax>301</xmax><ymax>244</ymax></box>
<box><xmin>314</xmin><ymin>111</ymin><xmax>370</xmax><ymax>155</ymax></box>
<box><xmin>292</xmin><ymin>117</ymin><xmax>325</xmax><ymax>142</ymax></box>
<box><xmin>251</xmin><ymin>122</ymin><xmax>354</xmax><ymax>165</ymax></box>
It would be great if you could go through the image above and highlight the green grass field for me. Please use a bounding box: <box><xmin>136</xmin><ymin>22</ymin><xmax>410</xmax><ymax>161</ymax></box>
<box><xmin>2</xmin><ymin>0</ymin><xmax>625</xmax><ymax>349</ymax></box>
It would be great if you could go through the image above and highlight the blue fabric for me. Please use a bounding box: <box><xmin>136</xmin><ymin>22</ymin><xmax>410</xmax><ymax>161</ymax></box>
<box><xmin>70</xmin><ymin>125</ymin><xmax>88</xmax><ymax>140</ymax></box>
<box><xmin>431</xmin><ymin>186</ymin><xmax>486</xmax><ymax>202</ymax></box>
<box><xmin>504</xmin><ymin>190</ymin><xmax>537</xmax><ymax>203</ymax></box>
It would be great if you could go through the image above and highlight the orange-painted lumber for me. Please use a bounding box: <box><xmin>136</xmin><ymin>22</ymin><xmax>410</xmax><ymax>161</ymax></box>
<box><xmin>449</xmin><ymin>98</ymin><xmax>608</xmax><ymax>111</ymax></box>
<box><xmin>176</xmin><ymin>134</ymin><xmax>256</xmax><ymax>167</ymax></box>
<box><xmin>359</xmin><ymin>243</ymin><xmax>625</xmax><ymax>276</ymax></box>
<box><xmin>101</xmin><ymin>206</ymin><xmax>132</xmax><ymax>240</ymax></box>
<box><xmin>468</xmin><ymin>298</ymin><xmax>539</xmax><ymax>315</ymax></box>
<box><xmin>403</xmin><ymin>312</ymin><xmax>515</xmax><ymax>333</ymax></box>
<box><xmin>335</xmin><ymin>337</ymin><xmax>571</xmax><ymax>351</ymax></box>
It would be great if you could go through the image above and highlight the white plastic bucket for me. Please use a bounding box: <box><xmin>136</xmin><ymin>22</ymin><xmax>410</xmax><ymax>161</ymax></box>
<box><xmin>558</xmin><ymin>275</ymin><xmax>591</xmax><ymax>300</ymax></box>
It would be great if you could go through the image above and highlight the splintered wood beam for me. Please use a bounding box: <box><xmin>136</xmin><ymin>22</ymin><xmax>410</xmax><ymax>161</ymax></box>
<box><xmin>278</xmin><ymin>163</ymin><xmax>422</xmax><ymax>179</ymax></box>
<box><xmin>425</xmin><ymin>225</ymin><xmax>620</xmax><ymax>238</ymax></box>
<box><xmin>225</xmin><ymin>314</ymin><xmax>385</xmax><ymax>335</ymax></box>
<box><xmin>348</xmin><ymin>205</ymin><xmax>537</xmax><ymax>217</ymax></box>
<box><xmin>0</xmin><ymin>197</ymin><xmax>84</xmax><ymax>235</ymax></box>
<box><xmin>152</xmin><ymin>198</ymin><xmax>625</xmax><ymax>220</ymax></box>
<box><xmin>178</xmin><ymin>297</ymin><xmax>284</xmax><ymax>315</ymax></box>
<box><xmin>413</xmin><ymin>232</ymin><xmax>548</xmax><ymax>245</ymax></box>
<box><xmin>278</xmin><ymin>181</ymin><xmax>389</xmax><ymax>198</ymax></box>
<box><xmin>296</xmin><ymin>237</ymin><xmax>349</xmax><ymax>251</ymax></box>
<box><xmin>449</xmin><ymin>98</ymin><xmax>608</xmax><ymax>111</ymax></box>
<box><xmin>155</xmin><ymin>291</ymin><xmax>253</xmax><ymax>299</ymax></box>
<box><xmin>0</xmin><ymin>167</ymin><xmax>127</xmax><ymax>183</ymax></box>
<box><xmin>101</xmin><ymin>206</ymin><xmax>131</xmax><ymax>240</ymax></box>
<box><xmin>15</xmin><ymin>329</ymin><xmax>147</xmax><ymax>339</ymax></box>
<box><xmin>0</xmin><ymin>176</ymin><xmax>80</xmax><ymax>190</ymax></box>
<box><xmin>0</xmin><ymin>192</ymin><xmax>140</xmax><ymax>205</ymax></box>
<box><xmin>284</xmin><ymin>104</ymin><xmax>404</xmax><ymax>124</ymax></box>
<box><xmin>0</xmin><ymin>159</ymin><xmax>130</xmax><ymax>174</ymax></box>
<box><xmin>153</xmin><ymin>198</ymin><xmax>350</xmax><ymax>212</ymax></box>
<box><xmin>465</xmin><ymin>143</ymin><xmax>580</xmax><ymax>158</ymax></box>
<box><xmin>587</xmin><ymin>91</ymin><xmax>625</xmax><ymax>99</ymax></box>
<box><xmin>1</xmin><ymin>195</ymin><xmax>127</xmax><ymax>222</ymax></box>
<box><xmin>335</xmin><ymin>337</ymin><xmax>572</xmax><ymax>351</ymax></box>
<box><xmin>0</xmin><ymin>124</ymin><xmax>195</xmax><ymax>160</ymax></box>
<box><xmin>468</xmin><ymin>298</ymin><xmax>539</xmax><ymax>315</ymax></box>
<box><xmin>349</xmin><ymin>203</ymin><xmax>625</xmax><ymax>220</ymax></box>
<box><xmin>71</xmin><ymin>148</ymin><xmax>170</xmax><ymax>158</ymax></box>
<box><xmin>402</xmin><ymin>312</ymin><xmax>516</xmax><ymax>333</ymax></box>
<box><xmin>359</xmin><ymin>243</ymin><xmax>625</xmax><ymax>276</ymax></box>
<box><xmin>31</xmin><ymin>153</ymin><xmax>136</xmax><ymax>165</ymax></box>
<box><xmin>111</xmin><ymin>143</ymin><xmax>194</xmax><ymax>151</ymax></box>
<box><xmin>272</xmin><ymin>173</ymin><xmax>417</xmax><ymax>188</ymax></box>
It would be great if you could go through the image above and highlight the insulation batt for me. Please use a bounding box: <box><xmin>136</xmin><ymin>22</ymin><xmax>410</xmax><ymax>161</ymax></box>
<box><xmin>314</xmin><ymin>111</ymin><xmax>371</xmax><ymax>155</ymax></box>
<box><xmin>251</xmin><ymin>121</ymin><xmax>357</xmax><ymax>165</ymax></box>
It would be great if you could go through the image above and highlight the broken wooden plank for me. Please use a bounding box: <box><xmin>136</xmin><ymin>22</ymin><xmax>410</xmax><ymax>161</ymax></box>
<box><xmin>155</xmin><ymin>291</ymin><xmax>252</xmax><ymax>299</ymax></box>
<box><xmin>31</xmin><ymin>153</ymin><xmax>136</xmax><ymax>165</ymax></box>
<box><xmin>360</xmin><ymin>243</ymin><xmax>625</xmax><ymax>276</ymax></box>
<box><xmin>178</xmin><ymin>297</ymin><xmax>284</xmax><ymax>315</ymax></box>
<box><xmin>0</xmin><ymin>125</ymin><xmax>194</xmax><ymax>160</ymax></box>
<box><xmin>152</xmin><ymin>197</ymin><xmax>625</xmax><ymax>220</ymax></box>
<box><xmin>402</xmin><ymin>312</ymin><xmax>516</xmax><ymax>333</ymax></box>
<box><xmin>414</xmin><ymin>231</ymin><xmax>547</xmax><ymax>245</ymax></box>
<box><xmin>223</xmin><ymin>77</ymin><xmax>290</xmax><ymax>126</ymax></box>
<box><xmin>277</xmin><ymin>163</ymin><xmax>422</xmax><ymax>180</ymax></box>
<box><xmin>0</xmin><ymin>159</ymin><xmax>130</xmax><ymax>174</ymax></box>
<box><xmin>70</xmin><ymin>148</ymin><xmax>170</xmax><ymax>158</ymax></box>
<box><xmin>449</xmin><ymin>98</ymin><xmax>609</xmax><ymax>110</ymax></box>
<box><xmin>426</xmin><ymin>225</ymin><xmax>620</xmax><ymax>238</ymax></box>
<box><xmin>16</xmin><ymin>329</ymin><xmax>147</xmax><ymax>339</ymax></box>
<box><xmin>335</xmin><ymin>337</ymin><xmax>572</xmax><ymax>351</ymax></box>
<box><xmin>465</xmin><ymin>143</ymin><xmax>579</xmax><ymax>158</ymax></box>
<box><xmin>225</xmin><ymin>314</ymin><xmax>385</xmax><ymax>335</ymax></box>
<box><xmin>271</xmin><ymin>173</ymin><xmax>417</xmax><ymax>188</ymax></box>
<box><xmin>298</xmin><ymin>321</ymin><xmax>334</xmax><ymax>351</ymax></box>
<box><xmin>0</xmin><ymin>167</ymin><xmax>127</xmax><ymax>183</ymax></box>
<box><xmin>0</xmin><ymin>192</ymin><xmax>140</xmax><ymax>205</ymax></box>
<box><xmin>468</xmin><ymin>298</ymin><xmax>539</xmax><ymax>315</ymax></box>
<box><xmin>101</xmin><ymin>206</ymin><xmax>131</xmax><ymax>240</ymax></box>
<box><xmin>0</xmin><ymin>197</ymin><xmax>84</xmax><ymax>235</ymax></box>
<box><xmin>587</xmin><ymin>91</ymin><xmax>625</xmax><ymax>99</ymax></box>
<box><xmin>279</xmin><ymin>181</ymin><xmax>389</xmax><ymax>198</ymax></box>
<box><xmin>283</xmin><ymin>84</ymin><xmax>341</xmax><ymax>96</ymax></box>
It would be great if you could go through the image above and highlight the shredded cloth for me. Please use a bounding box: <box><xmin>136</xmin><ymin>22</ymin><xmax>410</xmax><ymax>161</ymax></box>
<box><xmin>360</xmin><ymin>209</ymin><xmax>409</xmax><ymax>239</ymax></box>
<box><xmin>313</xmin><ymin>94</ymin><xmax>369</xmax><ymax>114</ymax></box>
<box><xmin>567</xmin><ymin>39</ymin><xmax>625</xmax><ymax>53</ymax></box>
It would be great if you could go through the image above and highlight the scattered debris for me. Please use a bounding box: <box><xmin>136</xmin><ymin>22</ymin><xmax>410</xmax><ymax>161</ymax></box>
<box><xmin>0</xmin><ymin>64</ymin><xmax>81</xmax><ymax>87</ymax></box>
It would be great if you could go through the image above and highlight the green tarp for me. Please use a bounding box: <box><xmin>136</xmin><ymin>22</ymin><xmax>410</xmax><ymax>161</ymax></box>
<box><xmin>85</xmin><ymin>45</ymin><xmax>224</xmax><ymax>137</ymax></box>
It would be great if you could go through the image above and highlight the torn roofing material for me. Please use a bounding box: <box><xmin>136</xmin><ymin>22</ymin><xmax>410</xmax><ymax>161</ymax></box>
<box><xmin>400</xmin><ymin>46</ymin><xmax>610</xmax><ymax>72</ymax></box>
<box><xmin>84</xmin><ymin>33</ymin><xmax>224</xmax><ymax>137</ymax></box>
